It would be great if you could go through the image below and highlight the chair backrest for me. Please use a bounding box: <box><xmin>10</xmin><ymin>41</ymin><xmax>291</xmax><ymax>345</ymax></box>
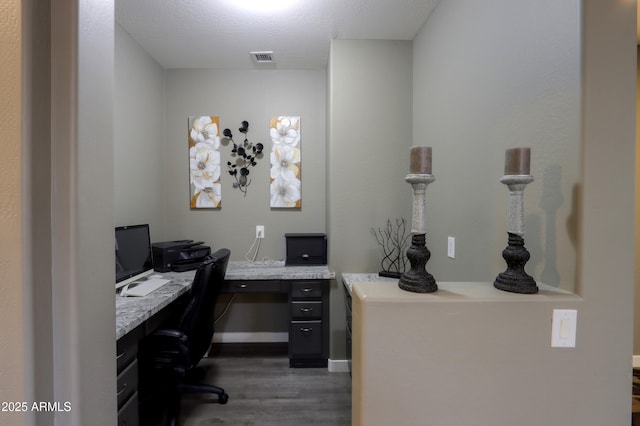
<box><xmin>178</xmin><ymin>248</ymin><xmax>230</xmax><ymax>366</ymax></box>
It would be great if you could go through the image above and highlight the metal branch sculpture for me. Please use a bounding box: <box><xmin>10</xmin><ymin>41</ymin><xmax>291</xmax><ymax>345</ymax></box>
<box><xmin>370</xmin><ymin>218</ymin><xmax>410</xmax><ymax>278</ymax></box>
<box><xmin>223</xmin><ymin>121</ymin><xmax>264</xmax><ymax>196</ymax></box>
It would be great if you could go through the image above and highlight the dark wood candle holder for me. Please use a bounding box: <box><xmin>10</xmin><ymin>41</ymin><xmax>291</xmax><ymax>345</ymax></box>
<box><xmin>399</xmin><ymin>233</ymin><xmax>437</xmax><ymax>293</ymax></box>
<box><xmin>494</xmin><ymin>232</ymin><xmax>538</xmax><ymax>294</ymax></box>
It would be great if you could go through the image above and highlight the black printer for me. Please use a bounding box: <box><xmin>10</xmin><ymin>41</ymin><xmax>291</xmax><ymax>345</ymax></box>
<box><xmin>152</xmin><ymin>240</ymin><xmax>211</xmax><ymax>272</ymax></box>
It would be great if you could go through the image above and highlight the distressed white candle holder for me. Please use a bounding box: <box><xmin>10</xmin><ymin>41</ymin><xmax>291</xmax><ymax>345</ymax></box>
<box><xmin>398</xmin><ymin>173</ymin><xmax>437</xmax><ymax>293</ymax></box>
<box><xmin>494</xmin><ymin>174</ymin><xmax>538</xmax><ymax>294</ymax></box>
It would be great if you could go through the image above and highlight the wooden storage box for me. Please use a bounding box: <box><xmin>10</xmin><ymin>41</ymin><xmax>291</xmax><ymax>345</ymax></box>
<box><xmin>285</xmin><ymin>233</ymin><xmax>327</xmax><ymax>265</ymax></box>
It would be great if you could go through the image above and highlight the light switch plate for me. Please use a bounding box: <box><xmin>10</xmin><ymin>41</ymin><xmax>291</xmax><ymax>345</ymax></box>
<box><xmin>447</xmin><ymin>237</ymin><xmax>455</xmax><ymax>259</ymax></box>
<box><xmin>551</xmin><ymin>309</ymin><xmax>577</xmax><ymax>348</ymax></box>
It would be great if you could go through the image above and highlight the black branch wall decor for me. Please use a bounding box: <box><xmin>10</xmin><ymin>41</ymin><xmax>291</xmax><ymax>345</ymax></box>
<box><xmin>223</xmin><ymin>121</ymin><xmax>264</xmax><ymax>196</ymax></box>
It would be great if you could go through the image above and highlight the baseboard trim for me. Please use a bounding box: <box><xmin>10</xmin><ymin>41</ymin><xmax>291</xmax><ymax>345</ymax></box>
<box><xmin>328</xmin><ymin>359</ymin><xmax>350</xmax><ymax>373</ymax></box>
<box><xmin>212</xmin><ymin>332</ymin><xmax>288</xmax><ymax>344</ymax></box>
<box><xmin>212</xmin><ymin>334</ymin><xmax>351</xmax><ymax>373</ymax></box>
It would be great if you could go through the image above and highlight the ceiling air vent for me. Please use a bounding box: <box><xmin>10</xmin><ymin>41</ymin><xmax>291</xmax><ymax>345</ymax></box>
<box><xmin>251</xmin><ymin>51</ymin><xmax>274</xmax><ymax>64</ymax></box>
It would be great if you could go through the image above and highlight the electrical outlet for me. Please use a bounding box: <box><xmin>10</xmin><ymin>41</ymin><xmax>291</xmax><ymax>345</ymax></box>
<box><xmin>256</xmin><ymin>225</ymin><xmax>265</xmax><ymax>239</ymax></box>
<box><xmin>447</xmin><ymin>236</ymin><xmax>455</xmax><ymax>259</ymax></box>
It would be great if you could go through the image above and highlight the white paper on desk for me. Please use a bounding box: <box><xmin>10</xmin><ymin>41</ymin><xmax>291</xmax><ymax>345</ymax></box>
<box><xmin>121</xmin><ymin>278</ymin><xmax>170</xmax><ymax>297</ymax></box>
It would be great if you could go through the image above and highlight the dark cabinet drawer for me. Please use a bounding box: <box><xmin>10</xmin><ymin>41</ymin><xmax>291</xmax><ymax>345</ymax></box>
<box><xmin>291</xmin><ymin>301</ymin><xmax>322</xmax><ymax>319</ymax></box>
<box><xmin>345</xmin><ymin>293</ymin><xmax>352</xmax><ymax>325</ymax></box>
<box><xmin>291</xmin><ymin>281</ymin><xmax>323</xmax><ymax>299</ymax></box>
<box><xmin>117</xmin><ymin>359</ymin><xmax>138</xmax><ymax>409</ymax></box>
<box><xmin>117</xmin><ymin>391</ymin><xmax>139</xmax><ymax>426</ymax></box>
<box><xmin>289</xmin><ymin>320</ymin><xmax>323</xmax><ymax>357</ymax></box>
<box><xmin>223</xmin><ymin>280</ymin><xmax>283</xmax><ymax>293</ymax></box>
<box><xmin>116</xmin><ymin>327</ymin><xmax>141</xmax><ymax>373</ymax></box>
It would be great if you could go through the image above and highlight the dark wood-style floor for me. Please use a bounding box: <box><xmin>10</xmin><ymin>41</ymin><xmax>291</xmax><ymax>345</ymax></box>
<box><xmin>177</xmin><ymin>354</ymin><xmax>352</xmax><ymax>426</ymax></box>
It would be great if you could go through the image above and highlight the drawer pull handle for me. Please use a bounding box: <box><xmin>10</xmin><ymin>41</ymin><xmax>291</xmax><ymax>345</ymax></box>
<box><xmin>302</xmin><ymin>254</ymin><xmax>309</xmax><ymax>259</ymax></box>
<box><xmin>300</xmin><ymin>327</ymin><xmax>313</xmax><ymax>333</ymax></box>
<box><xmin>116</xmin><ymin>383</ymin><xmax>127</xmax><ymax>396</ymax></box>
<box><xmin>300</xmin><ymin>307</ymin><xmax>313</xmax><ymax>313</ymax></box>
<box><xmin>237</xmin><ymin>284</ymin><xmax>248</xmax><ymax>289</ymax></box>
<box><xmin>301</xmin><ymin>288</ymin><xmax>313</xmax><ymax>293</ymax></box>
<box><xmin>116</xmin><ymin>352</ymin><xmax>126</xmax><ymax>361</ymax></box>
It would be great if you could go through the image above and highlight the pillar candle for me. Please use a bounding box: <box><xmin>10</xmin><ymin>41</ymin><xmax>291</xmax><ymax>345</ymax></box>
<box><xmin>504</xmin><ymin>147</ymin><xmax>531</xmax><ymax>175</ymax></box>
<box><xmin>410</xmin><ymin>146</ymin><xmax>432</xmax><ymax>174</ymax></box>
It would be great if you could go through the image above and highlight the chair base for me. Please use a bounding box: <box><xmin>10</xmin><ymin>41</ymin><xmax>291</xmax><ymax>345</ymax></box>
<box><xmin>139</xmin><ymin>380</ymin><xmax>228</xmax><ymax>425</ymax></box>
<box><xmin>178</xmin><ymin>382</ymin><xmax>229</xmax><ymax>404</ymax></box>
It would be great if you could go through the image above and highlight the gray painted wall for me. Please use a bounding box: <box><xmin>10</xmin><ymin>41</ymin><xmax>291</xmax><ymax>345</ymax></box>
<box><xmin>50</xmin><ymin>0</ymin><xmax>117</xmax><ymax>424</ymax></box>
<box><xmin>327</xmin><ymin>40</ymin><xmax>414</xmax><ymax>275</ymax></box>
<box><xmin>23</xmin><ymin>1</ymin><xmax>54</xmax><ymax>422</ymax></box>
<box><xmin>163</xmin><ymin>69</ymin><xmax>327</xmax><ymax>334</ymax></box>
<box><xmin>115</xmin><ymin>49</ymin><xmax>329</xmax><ymax>261</ymax></box>
<box><xmin>162</xmin><ymin>69</ymin><xmax>327</xmax><ymax>260</ymax></box>
<box><xmin>636</xmin><ymin>47</ymin><xmax>640</xmax><ymax>355</ymax></box>
<box><xmin>114</xmin><ymin>24</ymin><xmax>166</xmax><ymax>241</ymax></box>
<box><xmin>327</xmin><ymin>40</ymin><xmax>414</xmax><ymax>359</ymax></box>
<box><xmin>578</xmin><ymin>1</ymin><xmax>636</xmax><ymax>420</ymax></box>
<box><xmin>370</xmin><ymin>0</ymin><xmax>631</xmax><ymax>423</ymax></box>
<box><xmin>115</xmin><ymin>32</ymin><xmax>328</xmax><ymax>335</ymax></box>
<box><xmin>114</xmin><ymin>34</ymin><xmax>415</xmax><ymax>355</ymax></box>
<box><xmin>352</xmin><ymin>1</ymin><xmax>635</xmax><ymax>422</ymax></box>
<box><xmin>413</xmin><ymin>0</ymin><xmax>580</xmax><ymax>290</ymax></box>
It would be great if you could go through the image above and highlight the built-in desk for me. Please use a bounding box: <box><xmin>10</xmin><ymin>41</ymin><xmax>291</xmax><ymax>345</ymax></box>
<box><xmin>341</xmin><ymin>273</ymin><xmax>397</xmax><ymax>375</ymax></box>
<box><xmin>115</xmin><ymin>261</ymin><xmax>334</xmax><ymax>425</ymax></box>
<box><xmin>221</xmin><ymin>261</ymin><xmax>334</xmax><ymax>367</ymax></box>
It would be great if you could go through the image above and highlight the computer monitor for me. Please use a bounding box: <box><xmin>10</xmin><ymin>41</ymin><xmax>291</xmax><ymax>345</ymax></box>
<box><xmin>115</xmin><ymin>224</ymin><xmax>154</xmax><ymax>289</ymax></box>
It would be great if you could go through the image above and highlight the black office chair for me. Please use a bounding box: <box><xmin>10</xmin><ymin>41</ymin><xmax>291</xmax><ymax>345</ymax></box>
<box><xmin>139</xmin><ymin>248</ymin><xmax>231</xmax><ymax>426</ymax></box>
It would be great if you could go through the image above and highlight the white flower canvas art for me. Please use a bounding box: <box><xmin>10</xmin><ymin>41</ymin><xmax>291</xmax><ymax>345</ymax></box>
<box><xmin>189</xmin><ymin>116</ymin><xmax>222</xmax><ymax>208</ymax></box>
<box><xmin>270</xmin><ymin>116</ymin><xmax>301</xmax><ymax>208</ymax></box>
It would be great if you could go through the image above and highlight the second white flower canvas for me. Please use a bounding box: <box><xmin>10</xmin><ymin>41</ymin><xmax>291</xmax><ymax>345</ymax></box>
<box><xmin>269</xmin><ymin>116</ymin><xmax>301</xmax><ymax>208</ymax></box>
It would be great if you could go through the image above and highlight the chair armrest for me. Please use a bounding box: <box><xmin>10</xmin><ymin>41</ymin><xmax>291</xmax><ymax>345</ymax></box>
<box><xmin>152</xmin><ymin>328</ymin><xmax>185</xmax><ymax>340</ymax></box>
<box><xmin>142</xmin><ymin>328</ymin><xmax>191</xmax><ymax>373</ymax></box>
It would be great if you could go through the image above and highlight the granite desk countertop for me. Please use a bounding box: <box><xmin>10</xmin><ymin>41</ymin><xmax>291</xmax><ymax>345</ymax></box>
<box><xmin>115</xmin><ymin>270</ymin><xmax>195</xmax><ymax>340</ymax></box>
<box><xmin>116</xmin><ymin>261</ymin><xmax>334</xmax><ymax>340</ymax></box>
<box><xmin>225</xmin><ymin>260</ymin><xmax>335</xmax><ymax>281</ymax></box>
<box><xmin>341</xmin><ymin>273</ymin><xmax>398</xmax><ymax>295</ymax></box>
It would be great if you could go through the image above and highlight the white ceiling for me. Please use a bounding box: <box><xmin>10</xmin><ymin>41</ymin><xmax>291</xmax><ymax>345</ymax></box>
<box><xmin>115</xmin><ymin>0</ymin><xmax>442</xmax><ymax>69</ymax></box>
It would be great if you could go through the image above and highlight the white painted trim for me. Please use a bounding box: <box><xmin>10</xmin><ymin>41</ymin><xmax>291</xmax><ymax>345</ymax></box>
<box><xmin>328</xmin><ymin>359</ymin><xmax>350</xmax><ymax>373</ymax></box>
<box><xmin>633</xmin><ymin>355</ymin><xmax>640</xmax><ymax>368</ymax></box>
<box><xmin>212</xmin><ymin>332</ymin><xmax>288</xmax><ymax>343</ymax></box>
